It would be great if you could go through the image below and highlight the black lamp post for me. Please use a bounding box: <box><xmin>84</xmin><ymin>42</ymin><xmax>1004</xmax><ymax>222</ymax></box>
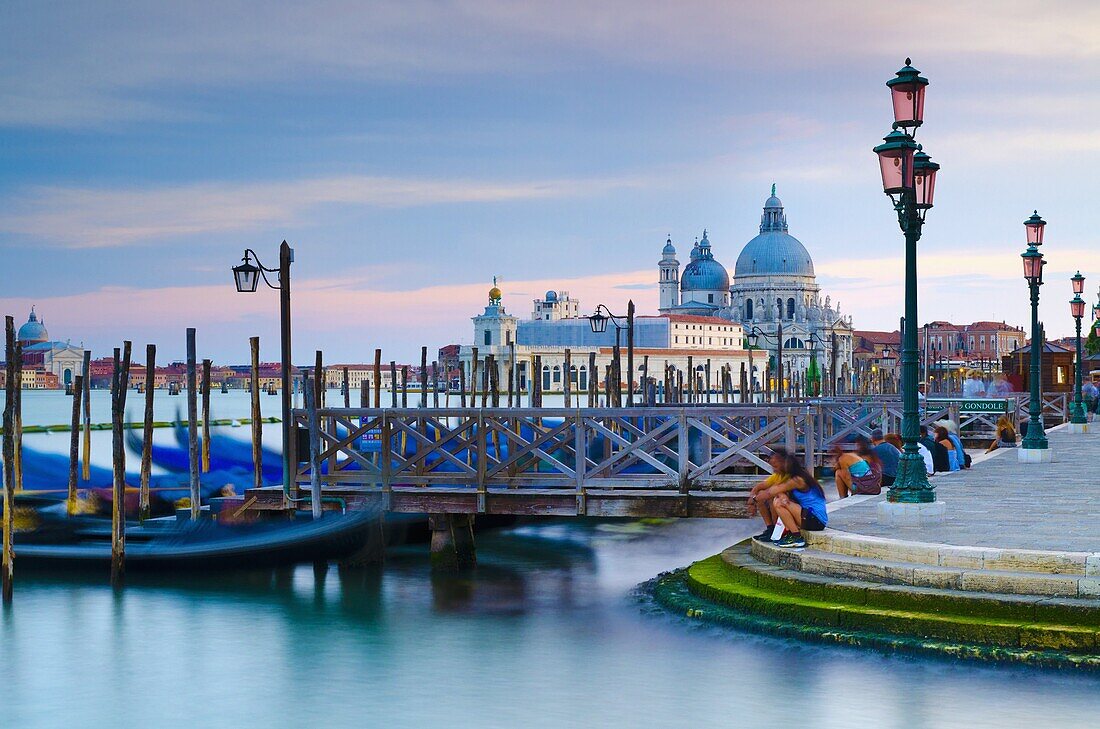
<box><xmin>1020</xmin><ymin>213</ymin><xmax>1049</xmax><ymax>453</ymax></box>
<box><xmin>748</xmin><ymin>324</ymin><xmax>784</xmax><ymax>401</ymax></box>
<box><xmin>872</xmin><ymin>59</ymin><xmax>939</xmax><ymax>503</ymax></box>
<box><xmin>233</xmin><ymin>241</ymin><xmax>294</xmax><ymax>499</ymax></box>
<box><xmin>588</xmin><ymin>301</ymin><xmax>635</xmax><ymax>406</ymax></box>
<box><xmin>1070</xmin><ymin>272</ymin><xmax>1087</xmax><ymax>426</ymax></box>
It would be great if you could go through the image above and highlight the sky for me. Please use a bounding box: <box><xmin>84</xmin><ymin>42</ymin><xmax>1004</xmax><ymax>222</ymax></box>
<box><xmin>2</xmin><ymin>1</ymin><xmax>1099</xmax><ymax>364</ymax></box>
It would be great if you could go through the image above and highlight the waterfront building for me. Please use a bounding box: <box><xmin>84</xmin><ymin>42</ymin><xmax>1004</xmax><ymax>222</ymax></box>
<box><xmin>457</xmin><ymin>187</ymin><xmax>861</xmax><ymax>394</ymax></box>
<box><xmin>17</xmin><ymin>307</ymin><xmax>85</xmax><ymax>389</ymax></box>
<box><xmin>459</xmin><ymin>283</ymin><xmax>749</xmax><ymax>393</ymax></box>
<box><xmin>920</xmin><ymin>320</ymin><xmax>1025</xmax><ymax>360</ymax></box>
<box><xmin>658</xmin><ymin>188</ymin><xmax>855</xmax><ymax>391</ymax></box>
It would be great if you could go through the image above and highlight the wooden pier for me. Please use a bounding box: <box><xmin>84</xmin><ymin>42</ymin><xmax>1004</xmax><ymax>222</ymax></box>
<box><xmin>245</xmin><ymin>394</ymin><xmax>1071</xmax><ymax>522</ymax></box>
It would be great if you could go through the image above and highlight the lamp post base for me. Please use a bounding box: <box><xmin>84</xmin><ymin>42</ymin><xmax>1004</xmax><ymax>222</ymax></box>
<box><xmin>1068</xmin><ymin>422</ymin><xmax>1089</xmax><ymax>434</ymax></box>
<box><xmin>877</xmin><ymin>500</ymin><xmax>946</xmax><ymax>526</ymax></box>
<box><xmin>1018</xmin><ymin>447</ymin><xmax>1055</xmax><ymax>464</ymax></box>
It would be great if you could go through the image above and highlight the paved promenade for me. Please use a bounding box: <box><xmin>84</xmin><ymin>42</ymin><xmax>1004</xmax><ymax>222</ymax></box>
<box><xmin>826</xmin><ymin>423</ymin><xmax>1099</xmax><ymax>552</ymax></box>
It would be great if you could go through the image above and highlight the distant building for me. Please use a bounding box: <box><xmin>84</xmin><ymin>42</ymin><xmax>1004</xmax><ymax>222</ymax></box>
<box><xmin>920</xmin><ymin>320</ymin><xmax>1025</xmax><ymax>360</ymax></box>
<box><xmin>17</xmin><ymin>307</ymin><xmax>85</xmax><ymax>389</ymax></box>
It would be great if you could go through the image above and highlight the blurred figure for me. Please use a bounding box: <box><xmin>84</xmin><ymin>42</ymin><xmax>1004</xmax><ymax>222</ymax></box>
<box><xmin>988</xmin><ymin>373</ymin><xmax>1013</xmax><ymax>397</ymax></box>
<box><xmin>870</xmin><ymin>428</ymin><xmax>900</xmax><ymax>488</ymax></box>
<box><xmin>962</xmin><ymin>370</ymin><xmax>987</xmax><ymax>398</ymax></box>
<box><xmin>830</xmin><ymin>437</ymin><xmax>882</xmax><ymax>498</ymax></box>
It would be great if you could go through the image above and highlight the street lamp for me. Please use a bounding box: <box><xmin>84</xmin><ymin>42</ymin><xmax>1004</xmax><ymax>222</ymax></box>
<box><xmin>872</xmin><ymin>58</ymin><xmax>939</xmax><ymax>503</ymax></box>
<box><xmin>1069</xmin><ymin>272</ymin><xmax>1088</xmax><ymax>428</ymax></box>
<box><xmin>747</xmin><ymin>325</ymin><xmax>785</xmax><ymax>401</ymax></box>
<box><xmin>588</xmin><ymin>301</ymin><xmax>635</xmax><ymax>406</ymax></box>
<box><xmin>1020</xmin><ymin>214</ymin><xmax>1050</xmax><ymax>457</ymax></box>
<box><xmin>231</xmin><ymin>241</ymin><xmax>295</xmax><ymax>499</ymax></box>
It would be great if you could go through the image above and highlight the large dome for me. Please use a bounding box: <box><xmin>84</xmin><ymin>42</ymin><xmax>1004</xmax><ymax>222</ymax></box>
<box><xmin>734</xmin><ymin>190</ymin><xmax>814</xmax><ymax>278</ymax></box>
<box><xmin>680</xmin><ymin>230</ymin><xmax>730</xmax><ymax>291</ymax></box>
<box><xmin>17</xmin><ymin>307</ymin><xmax>48</xmax><ymax>344</ymax></box>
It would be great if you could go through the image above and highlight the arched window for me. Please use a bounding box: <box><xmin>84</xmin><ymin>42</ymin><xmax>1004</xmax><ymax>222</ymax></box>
<box><xmin>777</xmin><ymin>298</ymin><xmax>783</xmax><ymax>317</ymax></box>
<box><xmin>745</xmin><ymin>299</ymin><xmax>754</xmax><ymax>319</ymax></box>
<box><xmin>786</xmin><ymin>298</ymin><xmax>795</xmax><ymax>320</ymax></box>
<box><xmin>484</xmin><ymin>329</ymin><xmax>491</xmax><ymax>345</ymax></box>
<box><xmin>552</xmin><ymin>365</ymin><xmax>561</xmax><ymax>383</ymax></box>
<box><xmin>542</xmin><ymin>365</ymin><xmax>551</xmax><ymax>391</ymax></box>
<box><xmin>569</xmin><ymin>365</ymin><xmax>578</xmax><ymax>384</ymax></box>
<box><xmin>578</xmin><ymin>366</ymin><xmax>588</xmax><ymax>391</ymax></box>
<box><xmin>783</xmin><ymin>337</ymin><xmax>806</xmax><ymax>349</ymax></box>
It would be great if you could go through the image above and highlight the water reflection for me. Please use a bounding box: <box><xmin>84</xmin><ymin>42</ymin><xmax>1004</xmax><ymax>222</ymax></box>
<box><xmin>1</xmin><ymin>517</ymin><xmax>1098</xmax><ymax>729</ymax></box>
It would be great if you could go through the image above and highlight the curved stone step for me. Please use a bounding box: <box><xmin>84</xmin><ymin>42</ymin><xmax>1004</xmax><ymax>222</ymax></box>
<box><xmin>803</xmin><ymin>529</ymin><xmax>1098</xmax><ymax>576</ymax></box>
<box><xmin>679</xmin><ymin>547</ymin><xmax>1100</xmax><ymax>656</ymax></box>
<box><xmin>723</xmin><ymin>546</ymin><xmax>1100</xmax><ymax>627</ymax></box>
<box><xmin>750</xmin><ymin>538</ymin><xmax>1098</xmax><ymax>598</ymax></box>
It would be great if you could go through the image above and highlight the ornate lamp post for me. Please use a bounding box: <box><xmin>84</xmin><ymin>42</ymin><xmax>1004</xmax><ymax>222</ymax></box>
<box><xmin>1069</xmin><ymin>272</ymin><xmax>1088</xmax><ymax>430</ymax></box>
<box><xmin>232</xmin><ymin>241</ymin><xmax>294</xmax><ymax>498</ymax></box>
<box><xmin>872</xmin><ymin>59</ymin><xmax>940</xmax><ymax>504</ymax></box>
<box><xmin>588</xmin><ymin>301</ymin><xmax>635</xmax><ymax>406</ymax></box>
<box><xmin>1019</xmin><ymin>212</ymin><xmax>1051</xmax><ymax>459</ymax></box>
<box><xmin>748</xmin><ymin>325</ymin><xmax>784</xmax><ymax>401</ymax></box>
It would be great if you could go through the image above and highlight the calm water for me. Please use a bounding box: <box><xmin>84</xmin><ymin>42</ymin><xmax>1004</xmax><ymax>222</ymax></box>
<box><xmin>2</xmin><ymin>395</ymin><xmax>1098</xmax><ymax>728</ymax></box>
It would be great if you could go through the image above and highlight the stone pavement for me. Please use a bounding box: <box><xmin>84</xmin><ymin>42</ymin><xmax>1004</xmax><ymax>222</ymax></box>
<box><xmin>825</xmin><ymin>423</ymin><xmax>1100</xmax><ymax>553</ymax></box>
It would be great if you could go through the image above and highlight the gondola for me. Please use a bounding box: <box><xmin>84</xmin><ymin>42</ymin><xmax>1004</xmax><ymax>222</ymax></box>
<box><xmin>13</xmin><ymin>506</ymin><xmax>379</xmax><ymax>571</ymax></box>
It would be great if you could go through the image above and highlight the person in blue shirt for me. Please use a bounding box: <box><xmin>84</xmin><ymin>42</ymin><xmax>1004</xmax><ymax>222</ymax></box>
<box><xmin>870</xmin><ymin>428</ymin><xmax>901</xmax><ymax>487</ymax></box>
<box><xmin>747</xmin><ymin>447</ymin><xmax>828</xmax><ymax>549</ymax></box>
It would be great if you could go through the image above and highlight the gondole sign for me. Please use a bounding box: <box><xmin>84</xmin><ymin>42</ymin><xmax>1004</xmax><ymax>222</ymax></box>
<box><xmin>926</xmin><ymin>398</ymin><xmax>1011</xmax><ymax>414</ymax></box>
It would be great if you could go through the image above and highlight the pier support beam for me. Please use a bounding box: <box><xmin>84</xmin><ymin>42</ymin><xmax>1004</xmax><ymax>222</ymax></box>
<box><xmin>429</xmin><ymin>513</ymin><xmax>476</xmax><ymax>571</ymax></box>
<box><xmin>340</xmin><ymin>518</ymin><xmax>386</xmax><ymax>567</ymax></box>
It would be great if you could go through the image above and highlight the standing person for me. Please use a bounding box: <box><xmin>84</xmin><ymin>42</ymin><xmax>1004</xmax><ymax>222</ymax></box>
<box><xmin>1083</xmin><ymin>378</ymin><xmax>1098</xmax><ymax>418</ymax></box>
<box><xmin>917</xmin><ymin>381</ymin><xmax>927</xmax><ymax>404</ymax></box>
<box><xmin>746</xmin><ymin>447</ymin><xmax>827</xmax><ymax>549</ymax></box>
<box><xmin>870</xmin><ymin>428</ymin><xmax>900</xmax><ymax>488</ymax></box>
<box><xmin>962</xmin><ymin>370</ymin><xmax>987</xmax><ymax>398</ymax></box>
<box><xmin>989</xmin><ymin>373</ymin><xmax>1013</xmax><ymax>397</ymax></box>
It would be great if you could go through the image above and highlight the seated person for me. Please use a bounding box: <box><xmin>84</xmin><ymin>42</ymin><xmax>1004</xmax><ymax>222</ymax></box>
<box><xmin>935</xmin><ymin>425</ymin><xmax>960</xmax><ymax>472</ymax></box>
<box><xmin>886</xmin><ymin>432</ymin><xmax>934</xmax><ymax>475</ymax></box>
<box><xmin>870</xmin><ymin>428</ymin><xmax>900</xmax><ymax>487</ymax></box>
<box><xmin>747</xmin><ymin>447</ymin><xmax>828</xmax><ymax>549</ymax></box>
<box><xmin>919</xmin><ymin>424</ymin><xmax>950</xmax><ymax>473</ymax></box>
<box><xmin>830</xmin><ymin>437</ymin><xmax>883</xmax><ymax>498</ymax></box>
<box><xmin>986</xmin><ymin>415</ymin><xmax>1017</xmax><ymax>452</ymax></box>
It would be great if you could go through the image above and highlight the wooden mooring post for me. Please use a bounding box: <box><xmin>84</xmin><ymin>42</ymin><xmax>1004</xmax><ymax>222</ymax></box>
<box><xmin>420</xmin><ymin>347</ymin><xmax>428</xmax><ymax>407</ymax></box>
<box><xmin>249</xmin><ymin>337</ymin><xmax>263</xmax><ymax>491</ymax></box>
<box><xmin>111</xmin><ymin>342</ymin><xmax>132</xmax><ymax>585</ymax></box>
<box><xmin>68</xmin><ymin>374</ymin><xmax>83</xmax><ymax>515</ymax></box>
<box><xmin>81</xmin><ymin>350</ymin><xmax>91</xmax><ymax>482</ymax></box>
<box><xmin>3</xmin><ymin>316</ymin><xmax>17</xmax><ymax>603</ymax></box>
<box><xmin>342</xmin><ymin>366</ymin><xmax>351</xmax><ymax>409</ymax></box>
<box><xmin>303</xmin><ymin>374</ymin><xmax>322</xmax><ymax>520</ymax></box>
<box><xmin>373</xmin><ymin>349</ymin><xmax>382</xmax><ymax>409</ymax></box>
<box><xmin>186</xmin><ymin>328</ymin><xmax>201</xmax><ymax>520</ymax></box>
<box><xmin>201</xmin><ymin>359</ymin><xmax>212</xmax><ymax>473</ymax></box>
<box><xmin>389</xmin><ymin>361</ymin><xmax>398</xmax><ymax>407</ymax></box>
<box><xmin>140</xmin><ymin>345</ymin><xmax>156</xmax><ymax>521</ymax></box>
<box><xmin>563</xmin><ymin>349</ymin><xmax>572</xmax><ymax>408</ymax></box>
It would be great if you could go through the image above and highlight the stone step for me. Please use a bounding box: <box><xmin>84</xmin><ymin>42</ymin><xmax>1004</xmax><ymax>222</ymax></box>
<box><xmin>723</xmin><ymin>546</ymin><xmax>1100</xmax><ymax>627</ymax></box>
<box><xmin>750</xmin><ymin>538</ymin><xmax>1099</xmax><ymax>598</ymax></box>
<box><xmin>803</xmin><ymin>528</ymin><xmax>1099</xmax><ymax>576</ymax></box>
<box><xmin>677</xmin><ymin>545</ymin><xmax>1100</xmax><ymax>656</ymax></box>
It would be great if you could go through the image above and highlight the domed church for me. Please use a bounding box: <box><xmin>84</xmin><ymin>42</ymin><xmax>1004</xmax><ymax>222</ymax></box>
<box><xmin>658</xmin><ymin>187</ymin><xmax>853</xmax><ymax>388</ymax></box>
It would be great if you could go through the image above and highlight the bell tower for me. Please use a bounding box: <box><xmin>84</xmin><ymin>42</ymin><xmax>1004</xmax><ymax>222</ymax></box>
<box><xmin>658</xmin><ymin>235</ymin><xmax>679</xmax><ymax>311</ymax></box>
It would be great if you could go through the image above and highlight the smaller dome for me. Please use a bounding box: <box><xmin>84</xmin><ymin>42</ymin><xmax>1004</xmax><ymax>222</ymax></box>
<box><xmin>662</xmin><ymin>236</ymin><xmax>676</xmax><ymax>256</ymax></box>
<box><xmin>17</xmin><ymin>307</ymin><xmax>48</xmax><ymax>344</ymax></box>
<box><xmin>764</xmin><ymin>194</ymin><xmax>783</xmax><ymax>209</ymax></box>
<box><xmin>544</xmin><ymin>290</ymin><xmax>558</xmax><ymax>302</ymax></box>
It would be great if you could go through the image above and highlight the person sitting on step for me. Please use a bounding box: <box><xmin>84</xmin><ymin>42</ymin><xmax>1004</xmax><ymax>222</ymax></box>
<box><xmin>747</xmin><ymin>447</ymin><xmax>828</xmax><ymax>549</ymax></box>
<box><xmin>935</xmin><ymin>425</ymin><xmax>961</xmax><ymax>472</ymax></box>
<box><xmin>986</xmin><ymin>415</ymin><xmax>1017</xmax><ymax>453</ymax></box>
<box><xmin>830</xmin><ymin>436</ymin><xmax>882</xmax><ymax>498</ymax></box>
